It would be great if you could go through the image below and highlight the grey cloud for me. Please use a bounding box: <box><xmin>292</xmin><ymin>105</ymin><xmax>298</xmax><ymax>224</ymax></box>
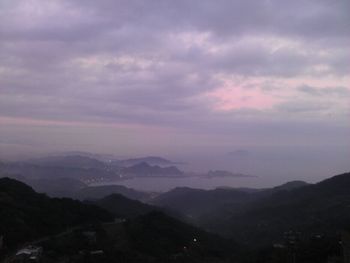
<box><xmin>276</xmin><ymin>101</ymin><xmax>331</xmax><ymax>113</ymax></box>
<box><xmin>204</xmin><ymin>44</ymin><xmax>311</xmax><ymax>77</ymax></box>
<box><xmin>2</xmin><ymin>0</ymin><xmax>349</xmax><ymax>46</ymax></box>
<box><xmin>298</xmin><ymin>85</ymin><xmax>350</xmax><ymax>97</ymax></box>
<box><xmin>0</xmin><ymin>0</ymin><xmax>349</xmax><ymax>137</ymax></box>
<box><xmin>77</xmin><ymin>0</ymin><xmax>350</xmax><ymax>39</ymax></box>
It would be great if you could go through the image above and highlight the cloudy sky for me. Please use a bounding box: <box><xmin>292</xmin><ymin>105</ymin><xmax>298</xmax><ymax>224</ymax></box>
<box><xmin>0</xmin><ymin>0</ymin><xmax>349</xmax><ymax>179</ymax></box>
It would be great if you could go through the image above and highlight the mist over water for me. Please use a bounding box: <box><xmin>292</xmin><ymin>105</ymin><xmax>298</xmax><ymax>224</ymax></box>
<box><xmin>88</xmin><ymin>145</ymin><xmax>350</xmax><ymax>192</ymax></box>
<box><xmin>1</xmin><ymin>142</ymin><xmax>348</xmax><ymax>192</ymax></box>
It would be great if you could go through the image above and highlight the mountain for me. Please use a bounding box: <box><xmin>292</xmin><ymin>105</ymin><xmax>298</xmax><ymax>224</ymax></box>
<box><xmin>269</xmin><ymin>180</ymin><xmax>309</xmax><ymax>192</ymax></box>
<box><xmin>93</xmin><ymin>193</ymin><xmax>158</xmax><ymax>218</ymax></box>
<box><xmin>115</xmin><ymin>211</ymin><xmax>240</xmax><ymax>262</ymax></box>
<box><xmin>54</xmin><ymin>151</ymin><xmax>117</xmax><ymax>162</ymax></box>
<box><xmin>2</xmin><ymin>170</ymin><xmax>349</xmax><ymax>262</ymax></box>
<box><xmin>92</xmin><ymin>193</ymin><xmax>189</xmax><ymax>222</ymax></box>
<box><xmin>116</xmin><ymin>156</ymin><xmax>180</xmax><ymax>167</ymax></box>
<box><xmin>151</xmin><ymin>187</ymin><xmax>252</xmax><ymax>221</ymax></box>
<box><xmin>152</xmin><ymin>173</ymin><xmax>350</xmax><ymax>256</ymax></box>
<box><xmin>122</xmin><ymin>162</ymin><xmax>183</xmax><ymax>177</ymax></box>
<box><xmin>0</xmin><ymin>157</ymin><xmax>184</xmax><ymax>184</ymax></box>
<box><xmin>0</xmin><ymin>161</ymin><xmax>119</xmax><ymax>182</ymax></box>
<box><xmin>40</xmin><ymin>211</ymin><xmax>240</xmax><ymax>263</ymax></box>
<box><xmin>207</xmin><ymin>172</ymin><xmax>350</xmax><ymax>246</ymax></box>
<box><xmin>26</xmin><ymin>155</ymin><xmax>107</xmax><ymax>169</ymax></box>
<box><xmin>0</xmin><ymin>178</ymin><xmax>239</xmax><ymax>263</ymax></box>
<box><xmin>76</xmin><ymin>184</ymin><xmax>150</xmax><ymax>201</ymax></box>
<box><xmin>0</xmin><ymin>177</ymin><xmax>113</xmax><ymax>248</ymax></box>
<box><xmin>151</xmin><ymin>180</ymin><xmax>311</xmax><ymax>225</ymax></box>
<box><xmin>22</xmin><ymin>177</ymin><xmax>87</xmax><ymax>198</ymax></box>
<box><xmin>237</xmin><ymin>180</ymin><xmax>309</xmax><ymax>198</ymax></box>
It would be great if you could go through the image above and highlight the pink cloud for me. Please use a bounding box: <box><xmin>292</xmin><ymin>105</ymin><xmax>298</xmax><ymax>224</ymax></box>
<box><xmin>207</xmin><ymin>85</ymin><xmax>279</xmax><ymax>111</ymax></box>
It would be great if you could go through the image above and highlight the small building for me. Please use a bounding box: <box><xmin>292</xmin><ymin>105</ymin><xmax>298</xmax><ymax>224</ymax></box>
<box><xmin>14</xmin><ymin>246</ymin><xmax>42</xmax><ymax>262</ymax></box>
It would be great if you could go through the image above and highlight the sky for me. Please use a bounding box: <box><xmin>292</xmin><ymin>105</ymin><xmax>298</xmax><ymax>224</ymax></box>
<box><xmin>0</xmin><ymin>0</ymin><xmax>349</xmax><ymax>182</ymax></box>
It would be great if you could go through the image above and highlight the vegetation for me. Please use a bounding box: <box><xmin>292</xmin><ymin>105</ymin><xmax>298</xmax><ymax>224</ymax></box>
<box><xmin>0</xmin><ymin>178</ymin><xmax>113</xmax><ymax>249</ymax></box>
<box><xmin>1</xmin><ymin>169</ymin><xmax>350</xmax><ymax>262</ymax></box>
<box><xmin>92</xmin><ymin>193</ymin><xmax>158</xmax><ymax>218</ymax></box>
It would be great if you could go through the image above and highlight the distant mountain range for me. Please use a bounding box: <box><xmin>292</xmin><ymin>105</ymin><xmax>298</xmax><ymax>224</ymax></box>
<box><xmin>114</xmin><ymin>156</ymin><xmax>184</xmax><ymax>167</ymax></box>
<box><xmin>151</xmin><ymin>180</ymin><xmax>309</xmax><ymax>221</ymax></box>
<box><xmin>121</xmin><ymin>162</ymin><xmax>183</xmax><ymax>177</ymax></box>
<box><xmin>151</xmin><ymin>172</ymin><xmax>350</xmax><ymax>250</ymax></box>
<box><xmin>211</xmin><ymin>172</ymin><xmax>350</xmax><ymax>245</ymax></box>
<box><xmin>1</xmin><ymin>155</ymin><xmax>258</xmax><ymax>189</ymax></box>
<box><xmin>27</xmin><ymin>155</ymin><xmax>107</xmax><ymax>169</ymax></box>
<box><xmin>0</xmin><ymin>154</ymin><xmax>186</xmax><ymax>185</ymax></box>
<box><xmin>75</xmin><ymin>184</ymin><xmax>151</xmax><ymax>201</ymax></box>
<box><xmin>41</xmin><ymin>153</ymin><xmax>184</xmax><ymax>166</ymax></box>
<box><xmin>0</xmin><ymin>160</ymin><xmax>119</xmax><ymax>183</ymax></box>
<box><xmin>151</xmin><ymin>187</ymin><xmax>252</xmax><ymax>220</ymax></box>
<box><xmin>3</xmin><ymin>154</ymin><xmax>350</xmax><ymax>255</ymax></box>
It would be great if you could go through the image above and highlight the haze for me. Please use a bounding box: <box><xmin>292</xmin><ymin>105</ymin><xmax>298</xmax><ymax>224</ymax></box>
<box><xmin>0</xmin><ymin>0</ymin><xmax>349</xmax><ymax>186</ymax></box>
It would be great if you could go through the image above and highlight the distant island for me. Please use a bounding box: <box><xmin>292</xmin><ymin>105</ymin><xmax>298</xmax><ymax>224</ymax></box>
<box><xmin>114</xmin><ymin>156</ymin><xmax>186</xmax><ymax>167</ymax></box>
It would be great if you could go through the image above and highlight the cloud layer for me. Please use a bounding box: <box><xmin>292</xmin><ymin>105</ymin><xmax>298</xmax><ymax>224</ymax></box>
<box><xmin>0</xmin><ymin>0</ymin><xmax>349</xmax><ymax>157</ymax></box>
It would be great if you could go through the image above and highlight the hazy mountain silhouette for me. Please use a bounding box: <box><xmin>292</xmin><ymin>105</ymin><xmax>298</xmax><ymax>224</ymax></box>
<box><xmin>151</xmin><ymin>187</ymin><xmax>252</xmax><ymax>221</ymax></box>
<box><xmin>115</xmin><ymin>156</ymin><xmax>181</xmax><ymax>167</ymax></box>
<box><xmin>0</xmin><ymin>161</ymin><xmax>118</xmax><ymax>181</ymax></box>
<box><xmin>26</xmin><ymin>155</ymin><xmax>107</xmax><ymax>169</ymax></box>
<box><xmin>206</xmin><ymin>172</ymin><xmax>350</xmax><ymax>246</ymax></box>
<box><xmin>23</xmin><ymin>177</ymin><xmax>87</xmax><ymax>198</ymax></box>
<box><xmin>122</xmin><ymin>162</ymin><xmax>183</xmax><ymax>177</ymax></box>
<box><xmin>92</xmin><ymin>193</ymin><xmax>158</xmax><ymax>218</ymax></box>
<box><xmin>76</xmin><ymin>184</ymin><xmax>150</xmax><ymax>201</ymax></box>
<box><xmin>151</xmin><ymin>180</ymin><xmax>309</xmax><ymax>222</ymax></box>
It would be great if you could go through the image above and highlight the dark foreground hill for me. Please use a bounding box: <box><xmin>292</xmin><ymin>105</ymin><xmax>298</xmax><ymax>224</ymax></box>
<box><xmin>151</xmin><ymin>180</ymin><xmax>309</xmax><ymax>222</ymax></box>
<box><xmin>75</xmin><ymin>184</ymin><xmax>150</xmax><ymax>201</ymax></box>
<box><xmin>0</xmin><ymin>178</ymin><xmax>240</xmax><ymax>263</ymax></box>
<box><xmin>23</xmin><ymin>177</ymin><xmax>87</xmax><ymax>198</ymax></box>
<box><xmin>41</xmin><ymin>211</ymin><xmax>240</xmax><ymax>263</ymax></box>
<box><xmin>151</xmin><ymin>173</ymin><xmax>350</xmax><ymax>249</ymax></box>
<box><xmin>207</xmin><ymin>172</ymin><xmax>350</xmax><ymax>246</ymax></box>
<box><xmin>0</xmin><ymin>177</ymin><xmax>113</xmax><ymax>249</ymax></box>
<box><xmin>116</xmin><ymin>211</ymin><xmax>240</xmax><ymax>262</ymax></box>
<box><xmin>92</xmin><ymin>193</ymin><xmax>157</xmax><ymax>218</ymax></box>
<box><xmin>152</xmin><ymin>187</ymin><xmax>252</xmax><ymax>221</ymax></box>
